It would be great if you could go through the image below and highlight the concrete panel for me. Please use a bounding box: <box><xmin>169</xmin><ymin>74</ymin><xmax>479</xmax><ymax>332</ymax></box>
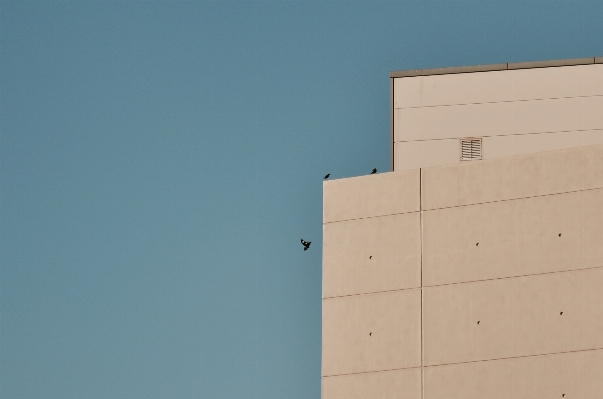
<box><xmin>422</xmin><ymin>188</ymin><xmax>603</xmax><ymax>286</ymax></box>
<box><xmin>395</xmin><ymin>96</ymin><xmax>602</xmax><ymax>143</ymax></box>
<box><xmin>394</xmin><ymin>102</ymin><xmax>513</xmax><ymax>142</ymax></box>
<box><xmin>584</xmin><ymin>63</ymin><xmax>603</xmax><ymax>95</ymax></box>
<box><xmin>322</xmin><ymin>289</ymin><xmax>421</xmax><ymax>376</ymax></box>
<box><xmin>393</xmin><ymin>70</ymin><xmax>513</xmax><ymax>109</ymax></box>
<box><xmin>423</xmin><ymin>268</ymin><xmax>603</xmax><ymax>366</ymax></box>
<box><xmin>510</xmin><ymin>63</ymin><xmax>601</xmax><ymax>100</ymax></box>
<box><xmin>394</xmin><ymin>139</ymin><xmax>460</xmax><ymax>171</ymax></box>
<box><xmin>421</xmin><ymin>144</ymin><xmax>603</xmax><ymax>210</ymax></box>
<box><xmin>483</xmin><ymin>130</ymin><xmax>603</xmax><ymax>159</ymax></box>
<box><xmin>394</xmin><ymin>64</ymin><xmax>602</xmax><ymax>110</ymax></box>
<box><xmin>390</xmin><ymin>77</ymin><xmax>394</xmax><ymax>172</ymax></box>
<box><xmin>323</xmin><ymin>368</ymin><xmax>421</xmax><ymax>399</ymax></box>
<box><xmin>584</xmin><ymin>95</ymin><xmax>603</xmax><ymax>129</ymax></box>
<box><xmin>323</xmin><ymin>213</ymin><xmax>421</xmax><ymax>298</ymax></box>
<box><xmin>424</xmin><ymin>349</ymin><xmax>603</xmax><ymax>399</ymax></box>
<box><xmin>393</xmin><ymin>76</ymin><xmax>422</xmax><ymax>109</ymax></box>
<box><xmin>512</xmin><ymin>96</ymin><xmax>600</xmax><ymax>135</ymax></box>
<box><xmin>394</xmin><ymin>131</ymin><xmax>603</xmax><ymax>171</ymax></box>
<box><xmin>323</xmin><ymin>170</ymin><xmax>420</xmax><ymax>223</ymax></box>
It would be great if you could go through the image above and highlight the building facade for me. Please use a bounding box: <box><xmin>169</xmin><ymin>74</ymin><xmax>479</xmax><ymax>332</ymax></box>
<box><xmin>322</xmin><ymin>58</ymin><xmax>603</xmax><ymax>399</ymax></box>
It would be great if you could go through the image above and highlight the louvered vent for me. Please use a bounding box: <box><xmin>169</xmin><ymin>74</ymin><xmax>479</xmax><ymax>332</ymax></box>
<box><xmin>460</xmin><ymin>138</ymin><xmax>482</xmax><ymax>161</ymax></box>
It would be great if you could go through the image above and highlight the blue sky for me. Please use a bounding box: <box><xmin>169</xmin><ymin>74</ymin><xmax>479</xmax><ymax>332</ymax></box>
<box><xmin>1</xmin><ymin>1</ymin><xmax>602</xmax><ymax>398</ymax></box>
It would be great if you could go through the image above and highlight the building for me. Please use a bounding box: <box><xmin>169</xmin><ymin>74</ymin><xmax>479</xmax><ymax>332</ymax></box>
<box><xmin>322</xmin><ymin>57</ymin><xmax>603</xmax><ymax>399</ymax></box>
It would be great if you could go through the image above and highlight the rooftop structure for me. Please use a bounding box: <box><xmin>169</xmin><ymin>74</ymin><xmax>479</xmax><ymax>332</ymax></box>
<box><xmin>389</xmin><ymin>57</ymin><xmax>603</xmax><ymax>171</ymax></box>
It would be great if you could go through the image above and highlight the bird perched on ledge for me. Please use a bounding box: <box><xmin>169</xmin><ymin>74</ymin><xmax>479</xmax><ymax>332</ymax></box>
<box><xmin>301</xmin><ymin>239</ymin><xmax>311</xmax><ymax>251</ymax></box>
<box><xmin>324</xmin><ymin>173</ymin><xmax>330</xmax><ymax>180</ymax></box>
<box><xmin>371</xmin><ymin>168</ymin><xmax>377</xmax><ymax>174</ymax></box>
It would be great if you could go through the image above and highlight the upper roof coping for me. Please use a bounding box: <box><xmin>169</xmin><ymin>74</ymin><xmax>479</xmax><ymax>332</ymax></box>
<box><xmin>390</xmin><ymin>57</ymin><xmax>602</xmax><ymax>78</ymax></box>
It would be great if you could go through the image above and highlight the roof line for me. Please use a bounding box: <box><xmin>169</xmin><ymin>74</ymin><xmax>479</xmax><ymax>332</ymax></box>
<box><xmin>390</xmin><ymin>57</ymin><xmax>603</xmax><ymax>78</ymax></box>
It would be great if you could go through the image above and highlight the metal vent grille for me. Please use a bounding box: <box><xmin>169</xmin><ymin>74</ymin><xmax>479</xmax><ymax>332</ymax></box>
<box><xmin>460</xmin><ymin>138</ymin><xmax>482</xmax><ymax>161</ymax></box>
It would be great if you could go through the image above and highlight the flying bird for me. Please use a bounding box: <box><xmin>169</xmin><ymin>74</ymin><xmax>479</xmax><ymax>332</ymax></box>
<box><xmin>301</xmin><ymin>239</ymin><xmax>311</xmax><ymax>251</ymax></box>
<box><xmin>324</xmin><ymin>174</ymin><xmax>330</xmax><ymax>180</ymax></box>
<box><xmin>371</xmin><ymin>168</ymin><xmax>377</xmax><ymax>174</ymax></box>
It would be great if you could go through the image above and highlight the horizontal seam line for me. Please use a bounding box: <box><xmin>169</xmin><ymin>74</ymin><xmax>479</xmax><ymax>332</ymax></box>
<box><xmin>322</xmin><ymin>365</ymin><xmax>421</xmax><ymax>378</ymax></box>
<box><xmin>321</xmin><ymin>265</ymin><xmax>603</xmax><ymax>300</ymax></box>
<box><xmin>323</xmin><ymin>286</ymin><xmax>421</xmax><ymax>300</ymax></box>
<box><xmin>394</xmin><ymin>128</ymin><xmax>603</xmax><ymax>143</ymax></box>
<box><xmin>423</xmin><ymin>186</ymin><xmax>603</xmax><ymax>212</ymax></box>
<box><xmin>324</xmin><ymin>210</ymin><xmax>420</xmax><ymax>224</ymax></box>
<box><xmin>422</xmin><ymin>264</ymin><xmax>603</xmax><ymax>289</ymax></box>
<box><xmin>394</xmin><ymin>94</ymin><xmax>603</xmax><ymax>110</ymax></box>
<box><xmin>323</xmin><ymin>347</ymin><xmax>603</xmax><ymax>378</ymax></box>
<box><xmin>424</xmin><ymin>347</ymin><xmax>603</xmax><ymax>369</ymax></box>
<box><xmin>324</xmin><ymin>187</ymin><xmax>603</xmax><ymax>223</ymax></box>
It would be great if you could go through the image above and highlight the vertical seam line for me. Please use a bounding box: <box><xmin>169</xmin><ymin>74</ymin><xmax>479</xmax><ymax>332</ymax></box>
<box><xmin>420</xmin><ymin>167</ymin><xmax>424</xmax><ymax>399</ymax></box>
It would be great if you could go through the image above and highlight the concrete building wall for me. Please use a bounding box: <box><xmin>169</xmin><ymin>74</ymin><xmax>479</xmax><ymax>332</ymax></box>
<box><xmin>323</xmin><ymin>212</ymin><xmax>421</xmax><ymax>298</ymax></box>
<box><xmin>424</xmin><ymin>350</ymin><xmax>603</xmax><ymax>399</ymax></box>
<box><xmin>322</xmin><ymin>144</ymin><xmax>603</xmax><ymax>399</ymax></box>
<box><xmin>392</xmin><ymin>63</ymin><xmax>603</xmax><ymax>170</ymax></box>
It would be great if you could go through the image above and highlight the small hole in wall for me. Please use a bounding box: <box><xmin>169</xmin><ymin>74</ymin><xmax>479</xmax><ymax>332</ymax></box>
<box><xmin>476</xmin><ymin>243</ymin><xmax>479</xmax><ymax>247</ymax></box>
<box><xmin>559</xmin><ymin>233</ymin><xmax>562</xmax><ymax>237</ymax></box>
<box><xmin>369</xmin><ymin>256</ymin><xmax>372</xmax><ymax>259</ymax></box>
<box><xmin>369</xmin><ymin>332</ymin><xmax>372</xmax><ymax>336</ymax></box>
<box><xmin>562</xmin><ymin>394</ymin><xmax>565</xmax><ymax>397</ymax></box>
<box><xmin>477</xmin><ymin>321</ymin><xmax>480</xmax><ymax>325</ymax></box>
<box><xmin>560</xmin><ymin>312</ymin><xmax>563</xmax><ymax>315</ymax></box>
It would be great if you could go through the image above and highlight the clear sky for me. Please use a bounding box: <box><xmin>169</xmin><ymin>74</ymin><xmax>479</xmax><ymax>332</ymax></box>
<box><xmin>1</xmin><ymin>1</ymin><xmax>602</xmax><ymax>398</ymax></box>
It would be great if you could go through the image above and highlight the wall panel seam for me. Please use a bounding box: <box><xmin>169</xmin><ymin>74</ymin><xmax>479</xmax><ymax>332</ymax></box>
<box><xmin>420</xmin><ymin>167</ymin><xmax>424</xmax><ymax>399</ymax></box>
<box><xmin>323</xmin><ymin>210</ymin><xmax>420</xmax><ymax>225</ymax></box>
<box><xmin>422</xmin><ymin>186</ymin><xmax>603</xmax><ymax>212</ymax></box>
<box><xmin>390</xmin><ymin>77</ymin><xmax>395</xmax><ymax>171</ymax></box>
<box><xmin>423</xmin><ymin>347</ymin><xmax>603</xmax><ymax>369</ymax></box>
<box><xmin>322</xmin><ymin>365</ymin><xmax>422</xmax><ymax>378</ymax></box>
<box><xmin>394</xmin><ymin>128</ymin><xmax>603</xmax><ymax>144</ymax></box>
<box><xmin>322</xmin><ymin>286</ymin><xmax>422</xmax><ymax>300</ymax></box>
<box><xmin>394</xmin><ymin>93</ymin><xmax>603</xmax><ymax>110</ymax></box>
<box><xmin>422</xmin><ymin>264</ymin><xmax>603</xmax><ymax>289</ymax></box>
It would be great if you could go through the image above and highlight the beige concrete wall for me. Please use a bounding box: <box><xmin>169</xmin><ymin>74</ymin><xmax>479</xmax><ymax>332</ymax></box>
<box><xmin>394</xmin><ymin>96</ymin><xmax>603</xmax><ymax>142</ymax></box>
<box><xmin>423</xmin><ymin>267</ymin><xmax>603</xmax><ymax>366</ymax></box>
<box><xmin>323</xmin><ymin>368</ymin><xmax>421</xmax><ymax>399</ymax></box>
<box><xmin>483</xmin><ymin>129</ymin><xmax>603</xmax><ymax>159</ymax></box>
<box><xmin>323</xmin><ymin>169</ymin><xmax>419</xmax><ymax>223</ymax></box>
<box><xmin>322</xmin><ymin>168</ymin><xmax>422</xmax><ymax>385</ymax></box>
<box><xmin>393</xmin><ymin>64</ymin><xmax>602</xmax><ymax>108</ymax></box>
<box><xmin>392</xmin><ymin>63</ymin><xmax>603</xmax><ymax>170</ymax></box>
<box><xmin>323</xmin><ymin>131</ymin><xmax>602</xmax><ymax>397</ymax></box>
<box><xmin>322</xmin><ymin>289</ymin><xmax>421</xmax><ymax>376</ymax></box>
<box><xmin>323</xmin><ymin>212</ymin><xmax>421</xmax><ymax>298</ymax></box>
<box><xmin>395</xmin><ymin>130</ymin><xmax>603</xmax><ymax>170</ymax></box>
<box><xmin>424</xmin><ymin>349</ymin><xmax>603</xmax><ymax>399</ymax></box>
<box><xmin>422</xmin><ymin>188</ymin><xmax>603</xmax><ymax>286</ymax></box>
<box><xmin>421</xmin><ymin>144</ymin><xmax>603</xmax><ymax>210</ymax></box>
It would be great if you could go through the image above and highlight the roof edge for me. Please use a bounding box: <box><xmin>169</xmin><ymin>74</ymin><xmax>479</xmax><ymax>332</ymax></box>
<box><xmin>390</xmin><ymin>57</ymin><xmax>601</xmax><ymax>78</ymax></box>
